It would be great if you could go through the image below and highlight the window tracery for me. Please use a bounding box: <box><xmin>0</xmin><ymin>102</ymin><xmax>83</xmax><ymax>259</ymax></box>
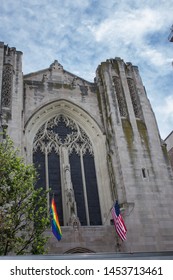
<box><xmin>33</xmin><ymin>114</ymin><xmax>101</xmax><ymax>226</ymax></box>
<box><xmin>33</xmin><ymin>114</ymin><xmax>93</xmax><ymax>156</ymax></box>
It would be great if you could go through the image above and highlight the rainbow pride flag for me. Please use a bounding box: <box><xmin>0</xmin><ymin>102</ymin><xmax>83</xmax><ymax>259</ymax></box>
<box><xmin>50</xmin><ymin>198</ymin><xmax>62</xmax><ymax>241</ymax></box>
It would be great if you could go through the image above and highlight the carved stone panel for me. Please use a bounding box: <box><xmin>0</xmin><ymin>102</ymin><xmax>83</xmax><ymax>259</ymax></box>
<box><xmin>113</xmin><ymin>76</ymin><xmax>128</xmax><ymax>117</ymax></box>
<box><xmin>127</xmin><ymin>78</ymin><xmax>141</xmax><ymax>119</ymax></box>
<box><xmin>1</xmin><ymin>64</ymin><xmax>13</xmax><ymax>109</ymax></box>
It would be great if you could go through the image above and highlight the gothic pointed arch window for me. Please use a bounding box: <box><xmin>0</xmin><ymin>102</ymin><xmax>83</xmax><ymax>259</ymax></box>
<box><xmin>33</xmin><ymin>114</ymin><xmax>102</xmax><ymax>226</ymax></box>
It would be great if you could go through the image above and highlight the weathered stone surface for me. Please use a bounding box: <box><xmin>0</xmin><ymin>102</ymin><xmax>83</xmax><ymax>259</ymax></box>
<box><xmin>165</xmin><ymin>131</ymin><xmax>173</xmax><ymax>170</ymax></box>
<box><xmin>45</xmin><ymin>226</ymin><xmax>118</xmax><ymax>254</ymax></box>
<box><xmin>1</xmin><ymin>43</ymin><xmax>173</xmax><ymax>254</ymax></box>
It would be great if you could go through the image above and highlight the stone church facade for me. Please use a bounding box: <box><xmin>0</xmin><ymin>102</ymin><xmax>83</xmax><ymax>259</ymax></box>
<box><xmin>0</xmin><ymin>42</ymin><xmax>173</xmax><ymax>254</ymax></box>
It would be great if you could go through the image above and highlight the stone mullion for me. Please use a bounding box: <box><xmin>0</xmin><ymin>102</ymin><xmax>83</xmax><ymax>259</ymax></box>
<box><xmin>33</xmin><ymin>114</ymin><xmax>95</xmax><ymax>225</ymax></box>
<box><xmin>80</xmin><ymin>149</ymin><xmax>90</xmax><ymax>225</ymax></box>
<box><xmin>45</xmin><ymin>147</ymin><xmax>50</xmax><ymax>212</ymax></box>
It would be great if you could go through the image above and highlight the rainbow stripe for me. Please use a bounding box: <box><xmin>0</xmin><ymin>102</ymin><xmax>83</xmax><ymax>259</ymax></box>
<box><xmin>50</xmin><ymin>198</ymin><xmax>62</xmax><ymax>241</ymax></box>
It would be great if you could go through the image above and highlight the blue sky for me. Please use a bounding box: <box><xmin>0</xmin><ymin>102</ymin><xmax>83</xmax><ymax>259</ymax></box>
<box><xmin>0</xmin><ymin>0</ymin><xmax>173</xmax><ymax>139</ymax></box>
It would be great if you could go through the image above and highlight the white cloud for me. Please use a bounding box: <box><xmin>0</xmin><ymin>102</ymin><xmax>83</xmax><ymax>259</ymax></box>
<box><xmin>90</xmin><ymin>8</ymin><xmax>162</xmax><ymax>43</ymax></box>
<box><xmin>87</xmin><ymin>5</ymin><xmax>173</xmax><ymax>69</ymax></box>
<box><xmin>156</xmin><ymin>95</ymin><xmax>173</xmax><ymax>118</ymax></box>
<box><xmin>140</xmin><ymin>47</ymin><xmax>171</xmax><ymax>67</ymax></box>
<box><xmin>0</xmin><ymin>0</ymin><xmax>173</xmax><ymax>138</ymax></box>
<box><xmin>155</xmin><ymin>95</ymin><xmax>173</xmax><ymax>139</ymax></box>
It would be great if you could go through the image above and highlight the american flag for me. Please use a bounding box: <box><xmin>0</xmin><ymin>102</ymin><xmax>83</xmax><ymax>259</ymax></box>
<box><xmin>111</xmin><ymin>200</ymin><xmax>127</xmax><ymax>241</ymax></box>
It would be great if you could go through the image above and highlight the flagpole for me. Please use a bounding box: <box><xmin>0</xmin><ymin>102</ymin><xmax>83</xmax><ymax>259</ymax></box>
<box><xmin>104</xmin><ymin>200</ymin><xmax>125</xmax><ymax>225</ymax></box>
<box><xmin>103</xmin><ymin>200</ymin><xmax>125</xmax><ymax>251</ymax></box>
<box><xmin>116</xmin><ymin>235</ymin><xmax>121</xmax><ymax>252</ymax></box>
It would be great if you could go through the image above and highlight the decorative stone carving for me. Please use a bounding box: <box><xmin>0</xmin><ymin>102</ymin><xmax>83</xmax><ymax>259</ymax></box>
<box><xmin>63</xmin><ymin>162</ymin><xmax>79</xmax><ymax>226</ymax></box>
<box><xmin>42</xmin><ymin>74</ymin><xmax>48</xmax><ymax>83</ymax></box>
<box><xmin>113</xmin><ymin>76</ymin><xmax>128</xmax><ymax>117</ymax></box>
<box><xmin>33</xmin><ymin>114</ymin><xmax>93</xmax><ymax>156</ymax></box>
<box><xmin>71</xmin><ymin>76</ymin><xmax>78</xmax><ymax>86</ymax></box>
<box><xmin>68</xmin><ymin>213</ymin><xmax>81</xmax><ymax>229</ymax></box>
<box><xmin>1</xmin><ymin>64</ymin><xmax>13</xmax><ymax>108</ymax></box>
<box><xmin>49</xmin><ymin>60</ymin><xmax>63</xmax><ymax>72</ymax></box>
<box><xmin>127</xmin><ymin>78</ymin><xmax>141</xmax><ymax>118</ymax></box>
<box><xmin>79</xmin><ymin>85</ymin><xmax>88</xmax><ymax>96</ymax></box>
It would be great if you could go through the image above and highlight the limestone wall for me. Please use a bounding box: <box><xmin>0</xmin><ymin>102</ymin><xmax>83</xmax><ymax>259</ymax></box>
<box><xmin>96</xmin><ymin>58</ymin><xmax>173</xmax><ymax>252</ymax></box>
<box><xmin>46</xmin><ymin>226</ymin><xmax>118</xmax><ymax>254</ymax></box>
<box><xmin>1</xmin><ymin>43</ymin><xmax>173</xmax><ymax>253</ymax></box>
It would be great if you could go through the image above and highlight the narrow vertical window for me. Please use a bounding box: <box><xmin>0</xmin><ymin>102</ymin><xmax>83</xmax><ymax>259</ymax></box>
<box><xmin>142</xmin><ymin>168</ymin><xmax>146</xmax><ymax>178</ymax></box>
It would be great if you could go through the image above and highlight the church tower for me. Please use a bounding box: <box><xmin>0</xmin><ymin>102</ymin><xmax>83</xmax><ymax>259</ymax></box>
<box><xmin>1</xmin><ymin>43</ymin><xmax>173</xmax><ymax>253</ymax></box>
<box><xmin>96</xmin><ymin>58</ymin><xmax>173</xmax><ymax>251</ymax></box>
<box><xmin>0</xmin><ymin>42</ymin><xmax>23</xmax><ymax>145</ymax></box>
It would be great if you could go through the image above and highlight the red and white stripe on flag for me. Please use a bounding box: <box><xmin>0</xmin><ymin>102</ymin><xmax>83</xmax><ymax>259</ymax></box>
<box><xmin>111</xmin><ymin>202</ymin><xmax>127</xmax><ymax>241</ymax></box>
